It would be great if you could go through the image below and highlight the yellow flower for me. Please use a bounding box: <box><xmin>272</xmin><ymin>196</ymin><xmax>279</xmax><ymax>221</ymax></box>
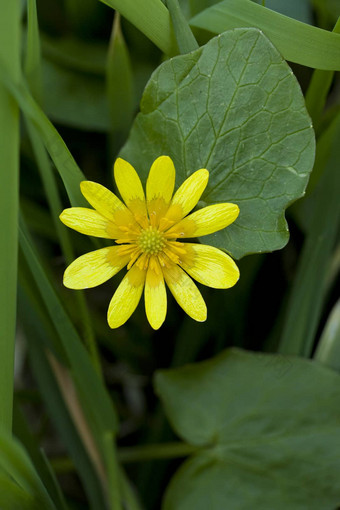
<box><xmin>60</xmin><ymin>156</ymin><xmax>240</xmax><ymax>330</ymax></box>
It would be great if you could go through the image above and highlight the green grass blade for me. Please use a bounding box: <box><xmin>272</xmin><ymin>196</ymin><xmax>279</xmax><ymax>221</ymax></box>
<box><xmin>17</xmin><ymin>277</ymin><xmax>107</xmax><ymax>509</ymax></box>
<box><xmin>19</xmin><ymin>292</ymin><xmax>107</xmax><ymax>509</ymax></box>
<box><xmin>278</xmin><ymin>114</ymin><xmax>340</xmax><ymax>356</ymax></box>
<box><xmin>0</xmin><ymin>433</ymin><xmax>57</xmax><ymax>510</ymax></box>
<box><xmin>98</xmin><ymin>0</ymin><xmax>177</xmax><ymax>54</ymax></box>
<box><xmin>0</xmin><ymin>474</ymin><xmax>36</xmax><ymax>510</ymax></box>
<box><xmin>190</xmin><ymin>0</ymin><xmax>340</xmax><ymax>70</ymax></box>
<box><xmin>119</xmin><ymin>468</ymin><xmax>143</xmax><ymax>510</ymax></box>
<box><xmin>25</xmin><ymin>118</ymin><xmax>99</xmax><ymax>373</ymax></box>
<box><xmin>20</xmin><ymin>198</ymin><xmax>57</xmax><ymax>241</ymax></box>
<box><xmin>0</xmin><ymin>63</ymin><xmax>86</xmax><ymax>206</ymax></box>
<box><xmin>103</xmin><ymin>432</ymin><xmax>122</xmax><ymax>510</ymax></box>
<box><xmin>167</xmin><ymin>0</ymin><xmax>199</xmax><ymax>53</ymax></box>
<box><xmin>13</xmin><ymin>404</ymin><xmax>69</xmax><ymax>510</ymax></box>
<box><xmin>19</xmin><ymin>214</ymin><xmax>123</xmax><ymax>506</ymax></box>
<box><xmin>24</xmin><ymin>3</ymin><xmax>100</xmax><ymax>374</ymax></box>
<box><xmin>0</xmin><ymin>0</ymin><xmax>21</xmax><ymax>433</ymax></box>
<box><xmin>19</xmin><ymin>213</ymin><xmax>118</xmax><ymax>435</ymax></box>
<box><xmin>314</xmin><ymin>300</ymin><xmax>340</xmax><ymax>372</ymax></box>
<box><xmin>305</xmin><ymin>18</ymin><xmax>340</xmax><ymax>128</ymax></box>
<box><xmin>107</xmin><ymin>13</ymin><xmax>134</xmax><ymax>157</ymax></box>
<box><xmin>25</xmin><ymin>0</ymin><xmax>43</xmax><ymax>102</ymax></box>
<box><xmin>26</xmin><ymin>123</ymin><xmax>75</xmax><ymax>262</ymax></box>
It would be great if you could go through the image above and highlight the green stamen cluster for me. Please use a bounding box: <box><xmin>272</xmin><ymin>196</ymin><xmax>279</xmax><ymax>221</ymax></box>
<box><xmin>138</xmin><ymin>227</ymin><xmax>165</xmax><ymax>255</ymax></box>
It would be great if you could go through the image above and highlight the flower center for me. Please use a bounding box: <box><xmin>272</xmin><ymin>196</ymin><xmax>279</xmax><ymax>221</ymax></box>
<box><xmin>137</xmin><ymin>226</ymin><xmax>165</xmax><ymax>255</ymax></box>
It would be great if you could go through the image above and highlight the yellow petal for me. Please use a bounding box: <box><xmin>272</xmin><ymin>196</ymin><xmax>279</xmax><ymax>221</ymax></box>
<box><xmin>60</xmin><ymin>208</ymin><xmax>118</xmax><ymax>238</ymax></box>
<box><xmin>167</xmin><ymin>203</ymin><xmax>239</xmax><ymax>238</ymax></box>
<box><xmin>80</xmin><ymin>181</ymin><xmax>137</xmax><ymax>228</ymax></box>
<box><xmin>180</xmin><ymin>243</ymin><xmax>239</xmax><ymax>289</ymax></box>
<box><xmin>162</xmin><ymin>169</ymin><xmax>209</xmax><ymax>226</ymax></box>
<box><xmin>145</xmin><ymin>257</ymin><xmax>167</xmax><ymax>330</ymax></box>
<box><xmin>146</xmin><ymin>156</ymin><xmax>175</xmax><ymax>224</ymax></box>
<box><xmin>107</xmin><ymin>264</ymin><xmax>145</xmax><ymax>328</ymax></box>
<box><xmin>64</xmin><ymin>247</ymin><xmax>129</xmax><ymax>289</ymax></box>
<box><xmin>113</xmin><ymin>158</ymin><xmax>148</xmax><ymax>226</ymax></box>
<box><xmin>163</xmin><ymin>263</ymin><xmax>207</xmax><ymax>322</ymax></box>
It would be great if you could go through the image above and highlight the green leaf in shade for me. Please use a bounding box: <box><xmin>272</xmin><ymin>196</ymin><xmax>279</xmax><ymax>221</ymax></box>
<box><xmin>64</xmin><ymin>0</ymin><xmax>102</xmax><ymax>35</ymax></box>
<box><xmin>13</xmin><ymin>403</ymin><xmax>69</xmax><ymax>510</ymax></box>
<box><xmin>155</xmin><ymin>348</ymin><xmax>340</xmax><ymax>510</ymax></box>
<box><xmin>18</xmin><ymin>280</ymin><xmax>107</xmax><ymax>510</ymax></box>
<box><xmin>24</xmin><ymin>4</ymin><xmax>100</xmax><ymax>371</ymax></box>
<box><xmin>42</xmin><ymin>58</ymin><xmax>110</xmax><ymax>132</ymax></box>
<box><xmin>314</xmin><ymin>300</ymin><xmax>340</xmax><ymax>372</ymax></box>
<box><xmin>107</xmin><ymin>13</ymin><xmax>134</xmax><ymax>155</ymax></box>
<box><xmin>25</xmin><ymin>0</ymin><xmax>43</xmax><ymax>102</ymax></box>
<box><xmin>19</xmin><ymin>214</ymin><xmax>123</xmax><ymax>507</ymax></box>
<box><xmin>0</xmin><ymin>433</ymin><xmax>56</xmax><ymax>510</ymax></box>
<box><xmin>278</xmin><ymin>113</ymin><xmax>340</xmax><ymax>356</ymax></box>
<box><xmin>0</xmin><ymin>0</ymin><xmax>21</xmax><ymax>433</ymax></box>
<box><xmin>0</xmin><ymin>475</ymin><xmax>36</xmax><ymax>510</ymax></box>
<box><xmin>305</xmin><ymin>18</ymin><xmax>340</xmax><ymax>130</ymax></box>
<box><xmin>190</xmin><ymin>0</ymin><xmax>340</xmax><ymax>70</ymax></box>
<box><xmin>0</xmin><ymin>61</ymin><xmax>86</xmax><ymax>207</ymax></box>
<box><xmin>29</xmin><ymin>330</ymin><xmax>108</xmax><ymax>510</ymax></box>
<box><xmin>312</xmin><ymin>0</ymin><xmax>340</xmax><ymax>28</ymax></box>
<box><xmin>254</xmin><ymin>0</ymin><xmax>313</xmax><ymax>24</ymax></box>
<box><xmin>41</xmin><ymin>33</ymin><xmax>107</xmax><ymax>76</ymax></box>
<box><xmin>121</xmin><ymin>29</ymin><xmax>315</xmax><ymax>259</ymax></box>
<box><xmin>19</xmin><ymin>214</ymin><xmax>118</xmax><ymax>437</ymax></box>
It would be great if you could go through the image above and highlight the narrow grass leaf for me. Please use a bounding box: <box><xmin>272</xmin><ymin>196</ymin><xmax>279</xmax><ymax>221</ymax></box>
<box><xmin>103</xmin><ymin>432</ymin><xmax>122</xmax><ymax>510</ymax></box>
<box><xmin>107</xmin><ymin>13</ymin><xmax>134</xmax><ymax>157</ymax></box>
<box><xmin>26</xmin><ymin>123</ymin><xmax>75</xmax><ymax>262</ymax></box>
<box><xmin>18</xmin><ymin>281</ymin><xmax>107</xmax><ymax>509</ymax></box>
<box><xmin>0</xmin><ymin>433</ymin><xmax>56</xmax><ymax>510</ymax></box>
<box><xmin>19</xmin><ymin>213</ymin><xmax>118</xmax><ymax>435</ymax></box>
<box><xmin>0</xmin><ymin>0</ymin><xmax>21</xmax><ymax>433</ymax></box>
<box><xmin>25</xmin><ymin>121</ymin><xmax>99</xmax><ymax>369</ymax></box>
<box><xmin>314</xmin><ymin>300</ymin><xmax>340</xmax><ymax>372</ymax></box>
<box><xmin>25</xmin><ymin>6</ymin><xmax>99</xmax><ymax>368</ymax></box>
<box><xmin>167</xmin><ymin>0</ymin><xmax>199</xmax><ymax>53</ymax></box>
<box><xmin>120</xmin><ymin>468</ymin><xmax>144</xmax><ymax>510</ymax></box>
<box><xmin>0</xmin><ymin>62</ymin><xmax>86</xmax><ymax>207</ymax></box>
<box><xmin>98</xmin><ymin>0</ymin><xmax>177</xmax><ymax>55</ymax></box>
<box><xmin>41</xmin><ymin>33</ymin><xmax>107</xmax><ymax>75</ymax></box>
<box><xmin>190</xmin><ymin>0</ymin><xmax>340</xmax><ymax>70</ymax></box>
<box><xmin>13</xmin><ymin>404</ymin><xmax>68</xmax><ymax>510</ymax></box>
<box><xmin>20</xmin><ymin>198</ymin><xmax>57</xmax><ymax>241</ymax></box>
<box><xmin>20</xmin><ymin>300</ymin><xmax>107</xmax><ymax>510</ymax></box>
<box><xmin>305</xmin><ymin>17</ymin><xmax>340</xmax><ymax>128</ymax></box>
<box><xmin>25</xmin><ymin>0</ymin><xmax>43</xmax><ymax>102</ymax></box>
<box><xmin>0</xmin><ymin>475</ymin><xmax>36</xmax><ymax>510</ymax></box>
<box><xmin>278</xmin><ymin>114</ymin><xmax>340</xmax><ymax>356</ymax></box>
<box><xmin>19</xmin><ymin>214</ymin><xmax>121</xmax><ymax>507</ymax></box>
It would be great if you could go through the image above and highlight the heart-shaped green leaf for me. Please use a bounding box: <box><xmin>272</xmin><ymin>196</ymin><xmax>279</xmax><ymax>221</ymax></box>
<box><xmin>155</xmin><ymin>348</ymin><xmax>340</xmax><ymax>509</ymax></box>
<box><xmin>121</xmin><ymin>28</ymin><xmax>315</xmax><ymax>259</ymax></box>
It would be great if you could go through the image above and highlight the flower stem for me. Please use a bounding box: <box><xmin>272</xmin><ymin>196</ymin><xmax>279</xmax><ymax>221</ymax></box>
<box><xmin>118</xmin><ymin>441</ymin><xmax>199</xmax><ymax>463</ymax></box>
<box><xmin>51</xmin><ymin>441</ymin><xmax>198</xmax><ymax>472</ymax></box>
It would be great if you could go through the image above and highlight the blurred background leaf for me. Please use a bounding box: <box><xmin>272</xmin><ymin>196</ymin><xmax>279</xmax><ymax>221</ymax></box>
<box><xmin>155</xmin><ymin>348</ymin><xmax>340</xmax><ymax>510</ymax></box>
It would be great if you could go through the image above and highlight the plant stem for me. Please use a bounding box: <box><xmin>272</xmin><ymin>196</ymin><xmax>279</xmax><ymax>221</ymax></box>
<box><xmin>0</xmin><ymin>0</ymin><xmax>21</xmax><ymax>433</ymax></box>
<box><xmin>51</xmin><ymin>441</ymin><xmax>198</xmax><ymax>471</ymax></box>
<box><xmin>118</xmin><ymin>441</ymin><xmax>199</xmax><ymax>463</ymax></box>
